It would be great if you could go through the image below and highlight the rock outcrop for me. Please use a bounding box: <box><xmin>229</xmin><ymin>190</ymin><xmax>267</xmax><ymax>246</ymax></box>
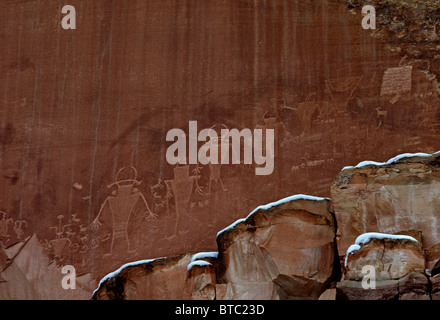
<box><xmin>93</xmin><ymin>151</ymin><xmax>440</xmax><ymax>300</ymax></box>
<box><xmin>93</xmin><ymin>195</ymin><xmax>339</xmax><ymax>300</ymax></box>
<box><xmin>215</xmin><ymin>195</ymin><xmax>337</xmax><ymax>300</ymax></box>
<box><xmin>92</xmin><ymin>252</ymin><xmax>196</xmax><ymax>300</ymax></box>
<box><xmin>337</xmin><ymin>232</ymin><xmax>429</xmax><ymax>300</ymax></box>
<box><xmin>331</xmin><ymin>152</ymin><xmax>440</xmax><ymax>271</ymax></box>
<box><xmin>185</xmin><ymin>252</ymin><xmax>218</xmax><ymax>300</ymax></box>
<box><xmin>0</xmin><ymin>234</ymin><xmax>95</xmax><ymax>299</ymax></box>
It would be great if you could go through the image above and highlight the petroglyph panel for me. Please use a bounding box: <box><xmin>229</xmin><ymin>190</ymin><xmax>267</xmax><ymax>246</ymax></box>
<box><xmin>0</xmin><ymin>0</ymin><xmax>439</xmax><ymax>299</ymax></box>
<box><xmin>380</xmin><ymin>66</ymin><xmax>413</xmax><ymax>96</ymax></box>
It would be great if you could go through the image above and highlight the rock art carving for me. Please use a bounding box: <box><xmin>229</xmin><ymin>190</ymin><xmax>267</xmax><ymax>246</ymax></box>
<box><xmin>256</xmin><ymin>110</ymin><xmax>290</xmax><ymax>148</ymax></box>
<box><xmin>0</xmin><ymin>212</ymin><xmax>13</xmax><ymax>243</ymax></box>
<box><xmin>47</xmin><ymin>215</ymin><xmax>71</xmax><ymax>265</ymax></box>
<box><xmin>0</xmin><ymin>211</ymin><xmax>28</xmax><ymax>245</ymax></box>
<box><xmin>164</xmin><ymin>164</ymin><xmax>201</xmax><ymax>232</ymax></box>
<box><xmin>150</xmin><ymin>178</ymin><xmax>172</xmax><ymax>216</ymax></box>
<box><xmin>198</xmin><ymin>124</ymin><xmax>240</xmax><ymax>194</ymax></box>
<box><xmin>380</xmin><ymin>65</ymin><xmax>413</xmax><ymax>104</ymax></box>
<box><xmin>13</xmin><ymin>220</ymin><xmax>27</xmax><ymax>240</ymax></box>
<box><xmin>90</xmin><ymin>166</ymin><xmax>156</xmax><ymax>255</ymax></box>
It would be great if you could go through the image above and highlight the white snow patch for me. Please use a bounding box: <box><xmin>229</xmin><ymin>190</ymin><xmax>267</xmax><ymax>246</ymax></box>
<box><xmin>92</xmin><ymin>257</ymin><xmax>166</xmax><ymax>296</ymax></box>
<box><xmin>346</xmin><ymin>244</ymin><xmax>361</xmax><ymax>255</ymax></box>
<box><xmin>216</xmin><ymin>194</ymin><xmax>329</xmax><ymax>238</ymax></box>
<box><xmin>216</xmin><ymin>218</ymin><xmax>246</xmax><ymax>238</ymax></box>
<box><xmin>191</xmin><ymin>252</ymin><xmax>218</xmax><ymax>262</ymax></box>
<box><xmin>354</xmin><ymin>232</ymin><xmax>417</xmax><ymax>245</ymax></box>
<box><xmin>386</xmin><ymin>152</ymin><xmax>431</xmax><ymax>164</ymax></box>
<box><xmin>187</xmin><ymin>260</ymin><xmax>213</xmax><ymax>271</ymax></box>
<box><xmin>341</xmin><ymin>151</ymin><xmax>438</xmax><ymax>171</ymax></box>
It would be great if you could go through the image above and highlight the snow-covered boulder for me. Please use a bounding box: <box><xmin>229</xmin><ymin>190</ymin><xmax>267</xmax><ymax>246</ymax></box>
<box><xmin>216</xmin><ymin>194</ymin><xmax>337</xmax><ymax>300</ymax></box>
<box><xmin>344</xmin><ymin>231</ymin><xmax>425</xmax><ymax>280</ymax></box>
<box><xmin>337</xmin><ymin>231</ymin><xmax>428</xmax><ymax>300</ymax></box>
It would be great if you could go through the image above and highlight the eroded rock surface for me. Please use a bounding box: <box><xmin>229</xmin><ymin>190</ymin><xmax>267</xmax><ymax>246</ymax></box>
<box><xmin>94</xmin><ymin>196</ymin><xmax>339</xmax><ymax>300</ymax></box>
<box><xmin>337</xmin><ymin>232</ymin><xmax>429</xmax><ymax>300</ymax></box>
<box><xmin>216</xmin><ymin>196</ymin><xmax>338</xmax><ymax>300</ymax></box>
<box><xmin>92</xmin><ymin>252</ymin><xmax>196</xmax><ymax>300</ymax></box>
<box><xmin>331</xmin><ymin>152</ymin><xmax>440</xmax><ymax>271</ymax></box>
<box><xmin>1</xmin><ymin>0</ymin><xmax>440</xmax><ymax>300</ymax></box>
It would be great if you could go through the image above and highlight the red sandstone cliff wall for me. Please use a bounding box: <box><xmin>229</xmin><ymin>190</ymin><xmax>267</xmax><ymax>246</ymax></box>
<box><xmin>0</xmin><ymin>0</ymin><xmax>439</xmax><ymax>299</ymax></box>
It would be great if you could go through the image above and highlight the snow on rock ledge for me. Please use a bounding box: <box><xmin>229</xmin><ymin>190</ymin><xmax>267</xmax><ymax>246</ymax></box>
<box><xmin>344</xmin><ymin>231</ymin><xmax>425</xmax><ymax>281</ymax></box>
<box><xmin>187</xmin><ymin>260</ymin><xmax>213</xmax><ymax>271</ymax></box>
<box><xmin>339</xmin><ymin>230</ymin><xmax>427</xmax><ymax>300</ymax></box>
<box><xmin>216</xmin><ymin>194</ymin><xmax>330</xmax><ymax>238</ymax></box>
<box><xmin>191</xmin><ymin>252</ymin><xmax>218</xmax><ymax>262</ymax></box>
<box><xmin>341</xmin><ymin>151</ymin><xmax>439</xmax><ymax>172</ymax></box>
<box><xmin>344</xmin><ymin>232</ymin><xmax>418</xmax><ymax>268</ymax></box>
<box><xmin>92</xmin><ymin>252</ymin><xmax>196</xmax><ymax>300</ymax></box>
<box><xmin>215</xmin><ymin>194</ymin><xmax>337</xmax><ymax>300</ymax></box>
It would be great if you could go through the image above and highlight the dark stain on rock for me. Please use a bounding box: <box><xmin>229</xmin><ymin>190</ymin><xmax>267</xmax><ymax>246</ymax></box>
<box><xmin>0</xmin><ymin>123</ymin><xmax>15</xmax><ymax>146</ymax></box>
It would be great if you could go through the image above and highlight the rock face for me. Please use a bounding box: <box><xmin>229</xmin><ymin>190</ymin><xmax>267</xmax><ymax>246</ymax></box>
<box><xmin>344</xmin><ymin>233</ymin><xmax>425</xmax><ymax>281</ymax></box>
<box><xmin>0</xmin><ymin>234</ymin><xmax>95</xmax><ymax>299</ymax></box>
<box><xmin>186</xmin><ymin>262</ymin><xmax>217</xmax><ymax>300</ymax></box>
<box><xmin>216</xmin><ymin>196</ymin><xmax>337</xmax><ymax>300</ymax></box>
<box><xmin>337</xmin><ymin>273</ymin><xmax>430</xmax><ymax>300</ymax></box>
<box><xmin>337</xmin><ymin>232</ymin><xmax>429</xmax><ymax>300</ymax></box>
<box><xmin>94</xmin><ymin>152</ymin><xmax>440</xmax><ymax>300</ymax></box>
<box><xmin>2</xmin><ymin>0</ymin><xmax>440</xmax><ymax>299</ymax></box>
<box><xmin>93</xmin><ymin>195</ymin><xmax>339</xmax><ymax>300</ymax></box>
<box><xmin>331</xmin><ymin>152</ymin><xmax>440</xmax><ymax>270</ymax></box>
<box><xmin>92</xmin><ymin>252</ymin><xmax>195</xmax><ymax>300</ymax></box>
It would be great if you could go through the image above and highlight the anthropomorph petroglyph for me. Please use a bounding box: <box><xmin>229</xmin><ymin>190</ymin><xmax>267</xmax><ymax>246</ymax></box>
<box><xmin>164</xmin><ymin>164</ymin><xmax>202</xmax><ymax>233</ymax></box>
<box><xmin>47</xmin><ymin>215</ymin><xmax>71</xmax><ymax>265</ymax></box>
<box><xmin>90</xmin><ymin>166</ymin><xmax>156</xmax><ymax>255</ymax></box>
<box><xmin>13</xmin><ymin>220</ymin><xmax>27</xmax><ymax>240</ymax></box>
<box><xmin>150</xmin><ymin>178</ymin><xmax>172</xmax><ymax>216</ymax></box>
<box><xmin>0</xmin><ymin>211</ymin><xmax>28</xmax><ymax>244</ymax></box>
<box><xmin>0</xmin><ymin>212</ymin><xmax>13</xmax><ymax>243</ymax></box>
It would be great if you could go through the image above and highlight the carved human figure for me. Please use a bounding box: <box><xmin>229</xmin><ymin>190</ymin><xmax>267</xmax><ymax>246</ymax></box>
<box><xmin>90</xmin><ymin>166</ymin><xmax>156</xmax><ymax>255</ymax></box>
<box><xmin>13</xmin><ymin>220</ymin><xmax>27</xmax><ymax>240</ymax></box>
<box><xmin>48</xmin><ymin>215</ymin><xmax>71</xmax><ymax>265</ymax></box>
